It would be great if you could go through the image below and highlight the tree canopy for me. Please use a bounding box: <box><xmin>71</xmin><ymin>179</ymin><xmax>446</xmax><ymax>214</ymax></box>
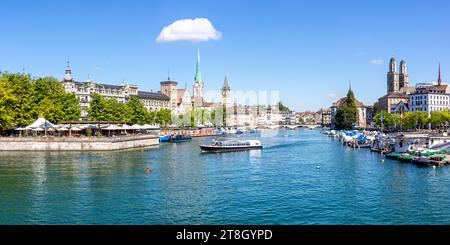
<box><xmin>86</xmin><ymin>93</ymin><xmax>172</xmax><ymax>126</ymax></box>
<box><xmin>333</xmin><ymin>88</ymin><xmax>358</xmax><ymax>130</ymax></box>
<box><xmin>0</xmin><ymin>73</ymin><xmax>81</xmax><ymax>129</ymax></box>
<box><xmin>334</xmin><ymin>106</ymin><xmax>358</xmax><ymax>129</ymax></box>
<box><xmin>277</xmin><ymin>101</ymin><xmax>290</xmax><ymax>112</ymax></box>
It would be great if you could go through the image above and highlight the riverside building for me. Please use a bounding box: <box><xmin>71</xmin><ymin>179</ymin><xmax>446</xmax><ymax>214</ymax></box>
<box><xmin>61</xmin><ymin>49</ymin><xmax>283</xmax><ymax>126</ymax></box>
<box><xmin>408</xmin><ymin>65</ymin><xmax>449</xmax><ymax>115</ymax></box>
<box><xmin>61</xmin><ymin>62</ymin><xmax>170</xmax><ymax>120</ymax></box>
<box><xmin>330</xmin><ymin>86</ymin><xmax>369</xmax><ymax>129</ymax></box>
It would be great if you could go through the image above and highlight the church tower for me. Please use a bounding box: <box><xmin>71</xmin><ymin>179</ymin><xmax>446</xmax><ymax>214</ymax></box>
<box><xmin>193</xmin><ymin>49</ymin><xmax>204</xmax><ymax>106</ymax></box>
<box><xmin>64</xmin><ymin>61</ymin><xmax>73</xmax><ymax>82</ymax></box>
<box><xmin>221</xmin><ymin>75</ymin><xmax>231</xmax><ymax>107</ymax></box>
<box><xmin>387</xmin><ymin>57</ymin><xmax>400</xmax><ymax>93</ymax></box>
<box><xmin>399</xmin><ymin>60</ymin><xmax>409</xmax><ymax>89</ymax></box>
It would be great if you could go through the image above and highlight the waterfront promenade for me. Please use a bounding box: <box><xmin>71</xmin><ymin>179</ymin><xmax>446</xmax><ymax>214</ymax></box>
<box><xmin>0</xmin><ymin>134</ymin><xmax>159</xmax><ymax>151</ymax></box>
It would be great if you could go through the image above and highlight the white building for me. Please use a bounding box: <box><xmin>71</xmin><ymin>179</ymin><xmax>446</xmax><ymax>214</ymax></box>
<box><xmin>408</xmin><ymin>65</ymin><xmax>448</xmax><ymax>115</ymax></box>
<box><xmin>62</xmin><ymin>62</ymin><xmax>170</xmax><ymax>120</ymax></box>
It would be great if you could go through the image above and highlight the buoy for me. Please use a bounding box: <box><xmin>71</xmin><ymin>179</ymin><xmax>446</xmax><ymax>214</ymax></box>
<box><xmin>316</xmin><ymin>166</ymin><xmax>320</xmax><ymax>169</ymax></box>
<box><xmin>433</xmin><ymin>165</ymin><xmax>437</xmax><ymax>169</ymax></box>
<box><xmin>146</xmin><ymin>166</ymin><xmax>151</xmax><ymax>174</ymax></box>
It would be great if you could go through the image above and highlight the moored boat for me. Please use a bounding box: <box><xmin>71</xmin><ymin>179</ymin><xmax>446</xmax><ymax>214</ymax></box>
<box><xmin>413</xmin><ymin>156</ymin><xmax>431</xmax><ymax>166</ymax></box>
<box><xmin>385</xmin><ymin>152</ymin><xmax>401</xmax><ymax>159</ymax></box>
<box><xmin>200</xmin><ymin>139</ymin><xmax>262</xmax><ymax>152</ymax></box>
<box><xmin>170</xmin><ymin>134</ymin><xmax>192</xmax><ymax>142</ymax></box>
<box><xmin>398</xmin><ymin>153</ymin><xmax>414</xmax><ymax>163</ymax></box>
<box><xmin>159</xmin><ymin>135</ymin><xmax>171</xmax><ymax>142</ymax></box>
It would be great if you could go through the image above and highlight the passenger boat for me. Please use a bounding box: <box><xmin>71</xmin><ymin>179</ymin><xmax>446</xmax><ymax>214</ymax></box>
<box><xmin>199</xmin><ymin>139</ymin><xmax>262</xmax><ymax>152</ymax></box>
<box><xmin>170</xmin><ymin>134</ymin><xmax>192</xmax><ymax>142</ymax></box>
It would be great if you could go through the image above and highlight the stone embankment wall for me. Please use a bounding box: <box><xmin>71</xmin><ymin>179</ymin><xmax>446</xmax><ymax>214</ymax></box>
<box><xmin>0</xmin><ymin>135</ymin><xmax>159</xmax><ymax>151</ymax></box>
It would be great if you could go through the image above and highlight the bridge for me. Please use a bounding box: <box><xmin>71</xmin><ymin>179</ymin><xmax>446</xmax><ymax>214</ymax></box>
<box><xmin>282</xmin><ymin>124</ymin><xmax>322</xmax><ymax>129</ymax></box>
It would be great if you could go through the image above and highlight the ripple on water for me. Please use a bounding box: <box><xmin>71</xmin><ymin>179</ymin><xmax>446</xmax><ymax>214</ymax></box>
<box><xmin>1</xmin><ymin>130</ymin><xmax>450</xmax><ymax>224</ymax></box>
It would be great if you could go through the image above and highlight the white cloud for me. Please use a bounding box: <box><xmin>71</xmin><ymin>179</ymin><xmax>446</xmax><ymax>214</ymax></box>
<box><xmin>371</xmin><ymin>59</ymin><xmax>384</xmax><ymax>65</ymax></box>
<box><xmin>156</xmin><ymin>18</ymin><xmax>222</xmax><ymax>42</ymax></box>
<box><xmin>327</xmin><ymin>93</ymin><xmax>337</xmax><ymax>99</ymax></box>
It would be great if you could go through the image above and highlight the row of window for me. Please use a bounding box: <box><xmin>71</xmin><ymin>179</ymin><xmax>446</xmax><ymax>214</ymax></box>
<box><xmin>410</xmin><ymin>106</ymin><xmax>447</xmax><ymax>112</ymax></box>
<box><xmin>410</xmin><ymin>95</ymin><xmax>449</xmax><ymax>100</ymax></box>
<box><xmin>410</xmin><ymin>100</ymin><xmax>449</xmax><ymax>106</ymax></box>
<box><xmin>142</xmin><ymin>100</ymin><xmax>169</xmax><ymax>107</ymax></box>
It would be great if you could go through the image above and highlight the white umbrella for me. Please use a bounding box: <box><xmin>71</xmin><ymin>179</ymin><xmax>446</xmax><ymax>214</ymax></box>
<box><xmin>131</xmin><ymin>124</ymin><xmax>144</xmax><ymax>130</ymax></box>
<box><xmin>85</xmin><ymin>124</ymin><xmax>98</xmax><ymax>129</ymax></box>
<box><xmin>70</xmin><ymin>126</ymin><xmax>82</xmax><ymax>131</ymax></box>
<box><xmin>121</xmin><ymin>124</ymin><xmax>133</xmax><ymax>130</ymax></box>
<box><xmin>143</xmin><ymin>124</ymin><xmax>159</xmax><ymax>130</ymax></box>
<box><xmin>27</xmin><ymin>118</ymin><xmax>56</xmax><ymax>129</ymax></box>
<box><xmin>14</xmin><ymin>127</ymin><xmax>26</xmax><ymax>131</ymax></box>
<box><xmin>103</xmin><ymin>125</ymin><xmax>121</xmax><ymax>130</ymax></box>
<box><xmin>57</xmin><ymin>127</ymin><xmax>69</xmax><ymax>131</ymax></box>
<box><xmin>32</xmin><ymin>128</ymin><xmax>44</xmax><ymax>131</ymax></box>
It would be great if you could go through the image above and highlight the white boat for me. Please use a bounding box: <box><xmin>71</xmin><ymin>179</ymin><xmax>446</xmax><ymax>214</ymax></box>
<box><xmin>200</xmin><ymin>139</ymin><xmax>262</xmax><ymax>152</ymax></box>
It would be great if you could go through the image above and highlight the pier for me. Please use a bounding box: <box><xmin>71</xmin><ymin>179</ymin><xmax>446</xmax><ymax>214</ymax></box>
<box><xmin>324</xmin><ymin>129</ymin><xmax>450</xmax><ymax>167</ymax></box>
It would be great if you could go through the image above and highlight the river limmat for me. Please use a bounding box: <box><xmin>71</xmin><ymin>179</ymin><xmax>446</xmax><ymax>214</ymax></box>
<box><xmin>1</xmin><ymin>129</ymin><xmax>450</xmax><ymax>225</ymax></box>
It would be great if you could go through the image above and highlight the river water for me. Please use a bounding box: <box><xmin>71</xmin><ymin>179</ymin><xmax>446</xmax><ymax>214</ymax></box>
<box><xmin>1</xmin><ymin>129</ymin><xmax>450</xmax><ymax>224</ymax></box>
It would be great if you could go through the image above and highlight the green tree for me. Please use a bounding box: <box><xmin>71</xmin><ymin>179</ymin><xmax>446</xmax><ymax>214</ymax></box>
<box><xmin>0</xmin><ymin>73</ymin><xmax>81</xmax><ymax>128</ymax></box>
<box><xmin>144</xmin><ymin>111</ymin><xmax>156</xmax><ymax>125</ymax></box>
<box><xmin>58</xmin><ymin>93</ymin><xmax>81</xmax><ymax>122</ymax></box>
<box><xmin>416</xmin><ymin>111</ymin><xmax>428</xmax><ymax>129</ymax></box>
<box><xmin>211</xmin><ymin>110</ymin><xmax>216</xmax><ymax>127</ymax></box>
<box><xmin>125</xmin><ymin>96</ymin><xmax>148</xmax><ymax>124</ymax></box>
<box><xmin>156</xmin><ymin>109</ymin><xmax>172</xmax><ymax>127</ymax></box>
<box><xmin>402</xmin><ymin>112</ymin><xmax>416</xmax><ymax>129</ymax></box>
<box><xmin>87</xmin><ymin>93</ymin><xmax>108</xmax><ymax>121</ymax></box>
<box><xmin>194</xmin><ymin>108</ymin><xmax>209</xmax><ymax>125</ymax></box>
<box><xmin>376</xmin><ymin>111</ymin><xmax>396</xmax><ymax>128</ymax></box>
<box><xmin>0</xmin><ymin>74</ymin><xmax>18</xmax><ymax>129</ymax></box>
<box><xmin>428</xmin><ymin>111</ymin><xmax>450</xmax><ymax>129</ymax></box>
<box><xmin>373</xmin><ymin>102</ymin><xmax>381</xmax><ymax>115</ymax></box>
<box><xmin>222</xmin><ymin>106</ymin><xmax>227</xmax><ymax>126</ymax></box>
<box><xmin>8</xmin><ymin>73</ymin><xmax>35</xmax><ymax>127</ymax></box>
<box><xmin>277</xmin><ymin>101</ymin><xmax>290</xmax><ymax>112</ymax></box>
<box><xmin>335</xmin><ymin>106</ymin><xmax>357</xmax><ymax>129</ymax></box>
<box><xmin>334</xmin><ymin>88</ymin><xmax>358</xmax><ymax>130</ymax></box>
<box><xmin>106</xmin><ymin>98</ymin><xmax>130</xmax><ymax>122</ymax></box>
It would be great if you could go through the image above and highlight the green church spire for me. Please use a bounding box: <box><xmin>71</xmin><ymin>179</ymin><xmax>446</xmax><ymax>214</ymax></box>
<box><xmin>194</xmin><ymin>48</ymin><xmax>203</xmax><ymax>84</ymax></box>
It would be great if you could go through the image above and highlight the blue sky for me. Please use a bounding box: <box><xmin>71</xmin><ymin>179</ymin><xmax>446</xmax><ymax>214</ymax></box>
<box><xmin>1</xmin><ymin>0</ymin><xmax>449</xmax><ymax>111</ymax></box>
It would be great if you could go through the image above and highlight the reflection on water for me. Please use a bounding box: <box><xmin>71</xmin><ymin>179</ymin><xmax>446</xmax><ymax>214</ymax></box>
<box><xmin>1</xmin><ymin>129</ymin><xmax>450</xmax><ymax>224</ymax></box>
